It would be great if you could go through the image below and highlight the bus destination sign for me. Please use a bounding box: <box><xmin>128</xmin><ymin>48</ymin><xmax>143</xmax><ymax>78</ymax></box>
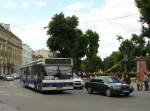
<box><xmin>45</xmin><ymin>59</ymin><xmax>71</xmax><ymax>65</ymax></box>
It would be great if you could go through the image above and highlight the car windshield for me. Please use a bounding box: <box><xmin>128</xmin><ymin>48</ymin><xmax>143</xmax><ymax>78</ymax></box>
<box><xmin>105</xmin><ymin>77</ymin><xmax>121</xmax><ymax>83</ymax></box>
<box><xmin>73</xmin><ymin>75</ymin><xmax>81</xmax><ymax>79</ymax></box>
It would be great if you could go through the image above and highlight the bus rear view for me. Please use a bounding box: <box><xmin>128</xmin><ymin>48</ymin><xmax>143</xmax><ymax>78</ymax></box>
<box><xmin>20</xmin><ymin>58</ymin><xmax>73</xmax><ymax>91</ymax></box>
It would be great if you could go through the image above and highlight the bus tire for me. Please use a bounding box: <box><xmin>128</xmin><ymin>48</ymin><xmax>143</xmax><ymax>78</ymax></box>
<box><xmin>38</xmin><ymin>83</ymin><xmax>42</xmax><ymax>92</ymax></box>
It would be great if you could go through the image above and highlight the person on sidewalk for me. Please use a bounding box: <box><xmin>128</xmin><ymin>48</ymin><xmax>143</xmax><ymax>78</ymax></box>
<box><xmin>124</xmin><ymin>74</ymin><xmax>131</xmax><ymax>85</ymax></box>
<box><xmin>144</xmin><ymin>72</ymin><xmax>149</xmax><ymax>91</ymax></box>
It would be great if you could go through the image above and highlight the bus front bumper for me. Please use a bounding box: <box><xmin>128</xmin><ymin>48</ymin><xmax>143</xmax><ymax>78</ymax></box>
<box><xmin>42</xmin><ymin>86</ymin><xmax>73</xmax><ymax>91</ymax></box>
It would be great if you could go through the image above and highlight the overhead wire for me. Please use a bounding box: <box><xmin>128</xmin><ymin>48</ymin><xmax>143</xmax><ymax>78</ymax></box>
<box><xmin>11</xmin><ymin>1</ymin><xmax>137</xmax><ymax>30</ymax></box>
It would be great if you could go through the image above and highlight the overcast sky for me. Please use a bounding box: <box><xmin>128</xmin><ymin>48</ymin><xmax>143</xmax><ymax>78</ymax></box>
<box><xmin>0</xmin><ymin>0</ymin><xmax>141</xmax><ymax>59</ymax></box>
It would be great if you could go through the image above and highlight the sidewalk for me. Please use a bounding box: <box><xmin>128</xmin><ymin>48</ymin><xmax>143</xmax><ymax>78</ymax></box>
<box><xmin>131</xmin><ymin>82</ymin><xmax>150</xmax><ymax>92</ymax></box>
<box><xmin>0</xmin><ymin>103</ymin><xmax>19</xmax><ymax>111</ymax></box>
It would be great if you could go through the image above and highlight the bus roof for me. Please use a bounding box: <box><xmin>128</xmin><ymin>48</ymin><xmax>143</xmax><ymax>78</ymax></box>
<box><xmin>19</xmin><ymin>58</ymin><xmax>73</xmax><ymax>68</ymax></box>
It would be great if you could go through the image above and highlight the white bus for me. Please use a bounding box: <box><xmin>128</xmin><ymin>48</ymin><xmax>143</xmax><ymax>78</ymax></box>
<box><xmin>20</xmin><ymin>58</ymin><xmax>73</xmax><ymax>91</ymax></box>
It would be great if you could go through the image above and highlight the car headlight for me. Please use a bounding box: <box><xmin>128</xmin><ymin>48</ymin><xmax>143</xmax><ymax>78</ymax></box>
<box><xmin>113</xmin><ymin>85</ymin><xmax>121</xmax><ymax>89</ymax></box>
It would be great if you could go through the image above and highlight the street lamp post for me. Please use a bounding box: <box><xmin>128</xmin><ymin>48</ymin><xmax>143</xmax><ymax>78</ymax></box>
<box><xmin>123</xmin><ymin>54</ymin><xmax>128</xmax><ymax>74</ymax></box>
<box><xmin>123</xmin><ymin>54</ymin><xmax>130</xmax><ymax>81</ymax></box>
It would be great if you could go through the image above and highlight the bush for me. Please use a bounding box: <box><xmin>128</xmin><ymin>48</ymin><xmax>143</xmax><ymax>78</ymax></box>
<box><xmin>90</xmin><ymin>71</ymin><xmax>136</xmax><ymax>78</ymax></box>
<box><xmin>129</xmin><ymin>72</ymin><xmax>136</xmax><ymax>78</ymax></box>
<box><xmin>96</xmin><ymin>72</ymin><xmax>111</xmax><ymax>76</ymax></box>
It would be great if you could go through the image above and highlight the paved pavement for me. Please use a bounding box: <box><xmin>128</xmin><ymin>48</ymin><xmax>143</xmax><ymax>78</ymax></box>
<box><xmin>0</xmin><ymin>80</ymin><xmax>150</xmax><ymax>111</ymax></box>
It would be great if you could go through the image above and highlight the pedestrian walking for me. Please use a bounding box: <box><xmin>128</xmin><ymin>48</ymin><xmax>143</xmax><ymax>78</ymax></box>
<box><xmin>124</xmin><ymin>74</ymin><xmax>131</xmax><ymax>85</ymax></box>
<box><xmin>112</xmin><ymin>72</ymin><xmax>118</xmax><ymax>78</ymax></box>
<box><xmin>144</xmin><ymin>72</ymin><xmax>149</xmax><ymax>91</ymax></box>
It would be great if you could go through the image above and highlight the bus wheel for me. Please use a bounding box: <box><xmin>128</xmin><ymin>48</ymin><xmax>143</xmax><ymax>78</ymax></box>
<box><xmin>37</xmin><ymin>84</ymin><xmax>42</xmax><ymax>92</ymax></box>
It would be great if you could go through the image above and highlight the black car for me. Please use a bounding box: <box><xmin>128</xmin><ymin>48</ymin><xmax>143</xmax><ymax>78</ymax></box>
<box><xmin>85</xmin><ymin>76</ymin><xmax>134</xmax><ymax>97</ymax></box>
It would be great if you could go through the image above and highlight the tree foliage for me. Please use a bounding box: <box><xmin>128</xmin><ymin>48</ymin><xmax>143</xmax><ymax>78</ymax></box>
<box><xmin>84</xmin><ymin>30</ymin><xmax>101</xmax><ymax>72</ymax></box>
<box><xmin>47</xmin><ymin>13</ymin><xmax>101</xmax><ymax>72</ymax></box>
<box><xmin>135</xmin><ymin>0</ymin><xmax>150</xmax><ymax>38</ymax></box>
<box><xmin>118</xmin><ymin>34</ymin><xmax>147</xmax><ymax>72</ymax></box>
<box><xmin>47</xmin><ymin>12</ymin><xmax>79</xmax><ymax>57</ymax></box>
<box><xmin>104</xmin><ymin>34</ymin><xmax>148</xmax><ymax>73</ymax></box>
<box><xmin>103</xmin><ymin>51</ymin><xmax>122</xmax><ymax>72</ymax></box>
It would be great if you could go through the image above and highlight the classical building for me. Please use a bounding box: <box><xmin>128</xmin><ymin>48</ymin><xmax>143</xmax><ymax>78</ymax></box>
<box><xmin>22</xmin><ymin>44</ymin><xmax>32</xmax><ymax>65</ymax></box>
<box><xmin>0</xmin><ymin>24</ymin><xmax>22</xmax><ymax>75</ymax></box>
<box><xmin>32</xmin><ymin>49</ymin><xmax>53</xmax><ymax>61</ymax></box>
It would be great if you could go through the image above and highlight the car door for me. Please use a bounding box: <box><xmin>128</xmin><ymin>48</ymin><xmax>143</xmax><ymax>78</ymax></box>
<box><xmin>96</xmin><ymin>79</ymin><xmax>105</xmax><ymax>93</ymax></box>
<box><xmin>90</xmin><ymin>79</ymin><xmax>99</xmax><ymax>91</ymax></box>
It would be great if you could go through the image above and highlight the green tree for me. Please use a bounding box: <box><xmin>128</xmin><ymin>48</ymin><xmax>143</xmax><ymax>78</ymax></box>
<box><xmin>47</xmin><ymin>13</ymin><xmax>102</xmax><ymax>72</ymax></box>
<box><xmin>47</xmin><ymin>12</ymin><xmax>79</xmax><ymax>57</ymax></box>
<box><xmin>85</xmin><ymin>30</ymin><xmax>99</xmax><ymax>57</ymax></box>
<box><xmin>135</xmin><ymin>0</ymin><xmax>150</xmax><ymax>38</ymax></box>
<box><xmin>145</xmin><ymin>41</ymin><xmax>150</xmax><ymax>55</ymax></box>
<box><xmin>118</xmin><ymin>34</ymin><xmax>147</xmax><ymax>72</ymax></box>
<box><xmin>73</xmin><ymin>29</ymin><xmax>88</xmax><ymax>71</ymax></box>
<box><xmin>103</xmin><ymin>51</ymin><xmax>122</xmax><ymax>72</ymax></box>
<box><xmin>84</xmin><ymin>55</ymin><xmax>103</xmax><ymax>73</ymax></box>
<box><xmin>131</xmin><ymin>34</ymin><xmax>146</xmax><ymax>56</ymax></box>
<box><xmin>47</xmin><ymin>13</ymin><xmax>86</xmax><ymax>71</ymax></box>
<box><xmin>84</xmin><ymin>30</ymin><xmax>101</xmax><ymax>72</ymax></box>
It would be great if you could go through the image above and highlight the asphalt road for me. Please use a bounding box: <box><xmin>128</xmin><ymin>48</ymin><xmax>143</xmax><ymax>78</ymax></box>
<box><xmin>0</xmin><ymin>80</ymin><xmax>150</xmax><ymax>111</ymax></box>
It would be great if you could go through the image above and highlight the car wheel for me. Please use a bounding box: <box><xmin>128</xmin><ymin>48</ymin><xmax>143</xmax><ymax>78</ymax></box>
<box><xmin>87</xmin><ymin>87</ymin><xmax>93</xmax><ymax>94</ymax></box>
<box><xmin>106</xmin><ymin>89</ymin><xmax>111</xmax><ymax>97</ymax></box>
<box><xmin>80</xmin><ymin>86</ymin><xmax>83</xmax><ymax>90</ymax></box>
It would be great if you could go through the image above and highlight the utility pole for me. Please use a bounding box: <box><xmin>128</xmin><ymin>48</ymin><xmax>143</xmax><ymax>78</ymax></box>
<box><xmin>123</xmin><ymin>54</ymin><xmax>128</xmax><ymax>74</ymax></box>
<box><xmin>123</xmin><ymin>54</ymin><xmax>131</xmax><ymax>84</ymax></box>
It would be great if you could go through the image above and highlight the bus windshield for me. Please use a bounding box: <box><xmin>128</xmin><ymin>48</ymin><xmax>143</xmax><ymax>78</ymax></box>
<box><xmin>45</xmin><ymin>66</ymin><xmax>58</xmax><ymax>76</ymax></box>
<box><xmin>44</xmin><ymin>66</ymin><xmax>72</xmax><ymax>79</ymax></box>
<box><xmin>59</xmin><ymin>66</ymin><xmax>72</xmax><ymax>76</ymax></box>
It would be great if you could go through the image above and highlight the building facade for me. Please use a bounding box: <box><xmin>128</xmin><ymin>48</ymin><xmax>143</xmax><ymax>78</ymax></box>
<box><xmin>22</xmin><ymin>44</ymin><xmax>32</xmax><ymax>65</ymax></box>
<box><xmin>36</xmin><ymin>49</ymin><xmax>53</xmax><ymax>58</ymax></box>
<box><xmin>32</xmin><ymin>49</ymin><xmax>53</xmax><ymax>61</ymax></box>
<box><xmin>0</xmin><ymin>24</ymin><xmax>22</xmax><ymax>75</ymax></box>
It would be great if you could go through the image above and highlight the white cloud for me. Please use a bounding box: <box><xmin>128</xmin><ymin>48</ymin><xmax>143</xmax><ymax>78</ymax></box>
<box><xmin>65</xmin><ymin>1</ymin><xmax>94</xmax><ymax>10</ymax></box>
<box><xmin>12</xmin><ymin>20</ymin><xmax>50</xmax><ymax>50</ymax></box>
<box><xmin>64</xmin><ymin>0</ymin><xmax>141</xmax><ymax>58</ymax></box>
<box><xmin>35</xmin><ymin>0</ymin><xmax>47</xmax><ymax>7</ymax></box>
<box><xmin>11</xmin><ymin>0</ymin><xmax>141</xmax><ymax>59</ymax></box>
<box><xmin>21</xmin><ymin>1</ymin><xmax>29</xmax><ymax>9</ymax></box>
<box><xmin>4</xmin><ymin>0</ymin><xmax>17</xmax><ymax>9</ymax></box>
<box><xmin>58</xmin><ymin>2</ymin><xmax>63</xmax><ymax>6</ymax></box>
